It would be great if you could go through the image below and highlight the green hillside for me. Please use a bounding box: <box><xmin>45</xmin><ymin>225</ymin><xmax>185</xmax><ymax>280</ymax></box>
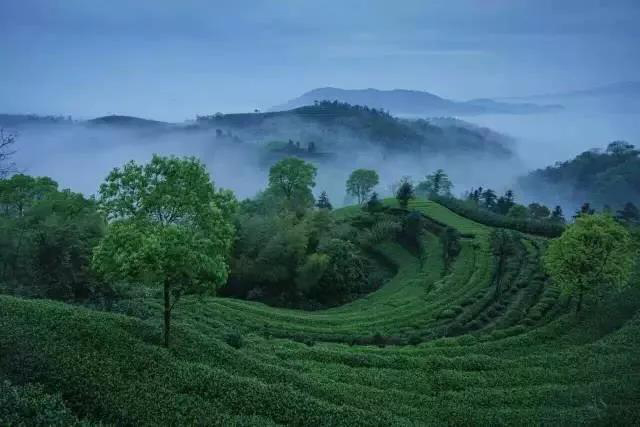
<box><xmin>2</xmin><ymin>199</ymin><xmax>639</xmax><ymax>425</ymax></box>
<box><xmin>195</xmin><ymin>101</ymin><xmax>513</xmax><ymax>157</ymax></box>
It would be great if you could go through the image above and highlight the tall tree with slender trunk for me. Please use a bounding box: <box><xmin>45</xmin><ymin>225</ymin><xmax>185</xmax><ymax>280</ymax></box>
<box><xmin>92</xmin><ymin>155</ymin><xmax>236</xmax><ymax>347</ymax></box>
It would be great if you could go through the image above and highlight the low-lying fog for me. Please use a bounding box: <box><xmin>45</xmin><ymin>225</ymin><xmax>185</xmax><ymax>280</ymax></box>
<box><xmin>10</xmin><ymin>110</ymin><xmax>640</xmax><ymax>208</ymax></box>
<box><xmin>471</xmin><ymin>111</ymin><xmax>640</xmax><ymax>169</ymax></box>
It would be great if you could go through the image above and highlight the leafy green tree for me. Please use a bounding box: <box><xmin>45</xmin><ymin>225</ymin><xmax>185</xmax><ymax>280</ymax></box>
<box><xmin>416</xmin><ymin>169</ymin><xmax>453</xmax><ymax>198</ymax></box>
<box><xmin>395</xmin><ymin>179</ymin><xmax>414</xmax><ymax>209</ymax></box>
<box><xmin>230</xmin><ymin>212</ymin><xmax>308</xmax><ymax>294</ymax></box>
<box><xmin>528</xmin><ymin>202</ymin><xmax>551</xmax><ymax>220</ymax></box>
<box><xmin>0</xmin><ymin>174</ymin><xmax>57</xmax><ymax>216</ymax></box>
<box><xmin>92</xmin><ymin>155</ymin><xmax>236</xmax><ymax>347</ymax></box>
<box><xmin>346</xmin><ymin>169</ymin><xmax>379</xmax><ymax>204</ymax></box>
<box><xmin>507</xmin><ymin>204</ymin><xmax>529</xmax><ymax>219</ymax></box>
<box><xmin>303</xmin><ymin>238</ymin><xmax>368</xmax><ymax>305</ymax></box>
<box><xmin>315</xmin><ymin>191</ymin><xmax>332</xmax><ymax>210</ymax></box>
<box><xmin>0</xmin><ymin>175</ymin><xmax>104</xmax><ymax>301</ymax></box>
<box><xmin>268</xmin><ymin>157</ymin><xmax>317</xmax><ymax>211</ymax></box>
<box><xmin>544</xmin><ymin>214</ymin><xmax>635</xmax><ymax>312</ymax></box>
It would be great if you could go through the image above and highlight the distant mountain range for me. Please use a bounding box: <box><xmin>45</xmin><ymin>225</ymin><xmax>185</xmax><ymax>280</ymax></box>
<box><xmin>519</xmin><ymin>81</ymin><xmax>640</xmax><ymax>100</ymax></box>
<box><xmin>505</xmin><ymin>81</ymin><xmax>640</xmax><ymax>113</ymax></box>
<box><xmin>271</xmin><ymin>87</ymin><xmax>563</xmax><ymax>116</ymax></box>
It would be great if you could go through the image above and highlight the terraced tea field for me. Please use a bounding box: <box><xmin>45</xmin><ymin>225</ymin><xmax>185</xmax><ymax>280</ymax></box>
<box><xmin>2</xmin><ymin>200</ymin><xmax>639</xmax><ymax>425</ymax></box>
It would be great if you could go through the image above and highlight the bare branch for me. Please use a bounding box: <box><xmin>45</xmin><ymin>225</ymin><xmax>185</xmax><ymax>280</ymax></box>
<box><xmin>0</xmin><ymin>128</ymin><xmax>17</xmax><ymax>178</ymax></box>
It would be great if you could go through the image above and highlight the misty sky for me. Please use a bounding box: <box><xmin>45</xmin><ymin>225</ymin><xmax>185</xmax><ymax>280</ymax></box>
<box><xmin>1</xmin><ymin>0</ymin><xmax>639</xmax><ymax>121</ymax></box>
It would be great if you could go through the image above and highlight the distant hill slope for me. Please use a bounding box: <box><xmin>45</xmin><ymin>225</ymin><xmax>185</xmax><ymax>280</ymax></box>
<box><xmin>506</xmin><ymin>81</ymin><xmax>640</xmax><ymax>113</ymax></box>
<box><xmin>196</xmin><ymin>100</ymin><xmax>513</xmax><ymax>157</ymax></box>
<box><xmin>0</xmin><ymin>114</ymin><xmax>73</xmax><ymax>128</ymax></box>
<box><xmin>518</xmin><ymin>141</ymin><xmax>640</xmax><ymax>211</ymax></box>
<box><xmin>2</xmin><ymin>103</ymin><xmax>514</xmax><ymax>160</ymax></box>
<box><xmin>272</xmin><ymin>87</ymin><xmax>562</xmax><ymax>116</ymax></box>
<box><xmin>87</xmin><ymin>115</ymin><xmax>170</xmax><ymax>129</ymax></box>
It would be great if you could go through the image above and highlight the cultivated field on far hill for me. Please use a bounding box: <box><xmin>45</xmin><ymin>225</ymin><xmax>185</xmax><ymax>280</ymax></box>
<box><xmin>2</xmin><ymin>199</ymin><xmax>639</xmax><ymax>425</ymax></box>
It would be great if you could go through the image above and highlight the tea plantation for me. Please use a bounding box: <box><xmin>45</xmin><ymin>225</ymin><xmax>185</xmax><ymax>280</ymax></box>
<box><xmin>2</xmin><ymin>200</ymin><xmax>639</xmax><ymax>425</ymax></box>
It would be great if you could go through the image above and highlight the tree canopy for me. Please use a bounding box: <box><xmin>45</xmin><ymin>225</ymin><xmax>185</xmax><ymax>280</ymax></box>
<box><xmin>544</xmin><ymin>214</ymin><xmax>635</xmax><ymax>312</ymax></box>
<box><xmin>0</xmin><ymin>175</ymin><xmax>104</xmax><ymax>301</ymax></box>
<box><xmin>346</xmin><ymin>169</ymin><xmax>379</xmax><ymax>204</ymax></box>
<box><xmin>268</xmin><ymin>157</ymin><xmax>317</xmax><ymax>211</ymax></box>
<box><xmin>92</xmin><ymin>155</ymin><xmax>236</xmax><ymax>346</ymax></box>
<box><xmin>395</xmin><ymin>179</ymin><xmax>415</xmax><ymax>209</ymax></box>
<box><xmin>416</xmin><ymin>169</ymin><xmax>453</xmax><ymax>198</ymax></box>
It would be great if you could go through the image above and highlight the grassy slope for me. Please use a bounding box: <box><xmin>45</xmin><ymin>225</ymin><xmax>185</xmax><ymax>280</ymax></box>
<box><xmin>1</xmin><ymin>200</ymin><xmax>639</xmax><ymax>425</ymax></box>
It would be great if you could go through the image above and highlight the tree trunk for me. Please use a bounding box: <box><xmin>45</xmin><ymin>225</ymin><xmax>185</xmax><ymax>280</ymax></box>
<box><xmin>576</xmin><ymin>287</ymin><xmax>583</xmax><ymax>313</ymax></box>
<box><xmin>163</xmin><ymin>281</ymin><xmax>171</xmax><ymax>348</ymax></box>
<box><xmin>494</xmin><ymin>255</ymin><xmax>504</xmax><ymax>300</ymax></box>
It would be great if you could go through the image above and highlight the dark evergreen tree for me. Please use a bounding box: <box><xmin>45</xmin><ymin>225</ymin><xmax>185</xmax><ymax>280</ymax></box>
<box><xmin>550</xmin><ymin>205</ymin><xmax>566</xmax><ymax>224</ymax></box>
<box><xmin>495</xmin><ymin>190</ymin><xmax>516</xmax><ymax>215</ymax></box>
<box><xmin>573</xmin><ymin>202</ymin><xmax>595</xmax><ymax>219</ymax></box>
<box><xmin>396</xmin><ymin>180</ymin><xmax>415</xmax><ymax>209</ymax></box>
<box><xmin>316</xmin><ymin>191</ymin><xmax>332</xmax><ymax>210</ymax></box>
<box><xmin>481</xmin><ymin>189</ymin><xmax>497</xmax><ymax>210</ymax></box>
<box><xmin>616</xmin><ymin>202</ymin><xmax>639</xmax><ymax>224</ymax></box>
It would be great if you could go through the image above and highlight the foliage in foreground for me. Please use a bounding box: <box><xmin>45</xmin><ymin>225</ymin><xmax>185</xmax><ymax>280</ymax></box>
<box><xmin>92</xmin><ymin>155</ymin><xmax>236</xmax><ymax>347</ymax></box>
<box><xmin>544</xmin><ymin>214</ymin><xmax>636</xmax><ymax>311</ymax></box>
<box><xmin>0</xmin><ymin>174</ymin><xmax>105</xmax><ymax>301</ymax></box>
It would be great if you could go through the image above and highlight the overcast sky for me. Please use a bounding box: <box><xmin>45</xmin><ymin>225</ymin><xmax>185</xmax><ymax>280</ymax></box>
<box><xmin>1</xmin><ymin>0</ymin><xmax>639</xmax><ymax>121</ymax></box>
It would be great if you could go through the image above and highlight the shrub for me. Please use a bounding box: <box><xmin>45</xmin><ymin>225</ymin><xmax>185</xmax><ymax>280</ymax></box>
<box><xmin>372</xmin><ymin>332</ymin><xmax>387</xmax><ymax>348</ymax></box>
<box><xmin>224</xmin><ymin>330</ymin><xmax>244</xmax><ymax>349</ymax></box>
<box><xmin>0</xmin><ymin>380</ymin><xmax>82</xmax><ymax>426</ymax></box>
<box><xmin>431</xmin><ymin>195</ymin><xmax>565</xmax><ymax>237</ymax></box>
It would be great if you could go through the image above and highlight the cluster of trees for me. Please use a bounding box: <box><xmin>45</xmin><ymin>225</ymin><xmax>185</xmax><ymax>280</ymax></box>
<box><xmin>225</xmin><ymin>159</ymin><xmax>385</xmax><ymax>309</ymax></box>
<box><xmin>466</xmin><ymin>186</ymin><xmax>565</xmax><ymax>223</ymax></box>
<box><xmin>0</xmin><ymin>174</ymin><xmax>105</xmax><ymax>301</ymax></box>
<box><xmin>545</xmin><ymin>213</ymin><xmax>638</xmax><ymax>312</ymax></box>
<box><xmin>3</xmin><ymin>131</ymin><xmax>637</xmax><ymax>347</ymax></box>
<box><xmin>416</xmin><ymin>169</ymin><xmax>453</xmax><ymax>198</ymax></box>
<box><xmin>0</xmin><ymin>139</ymin><xmax>237</xmax><ymax>347</ymax></box>
<box><xmin>520</xmin><ymin>140</ymin><xmax>640</xmax><ymax>211</ymax></box>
